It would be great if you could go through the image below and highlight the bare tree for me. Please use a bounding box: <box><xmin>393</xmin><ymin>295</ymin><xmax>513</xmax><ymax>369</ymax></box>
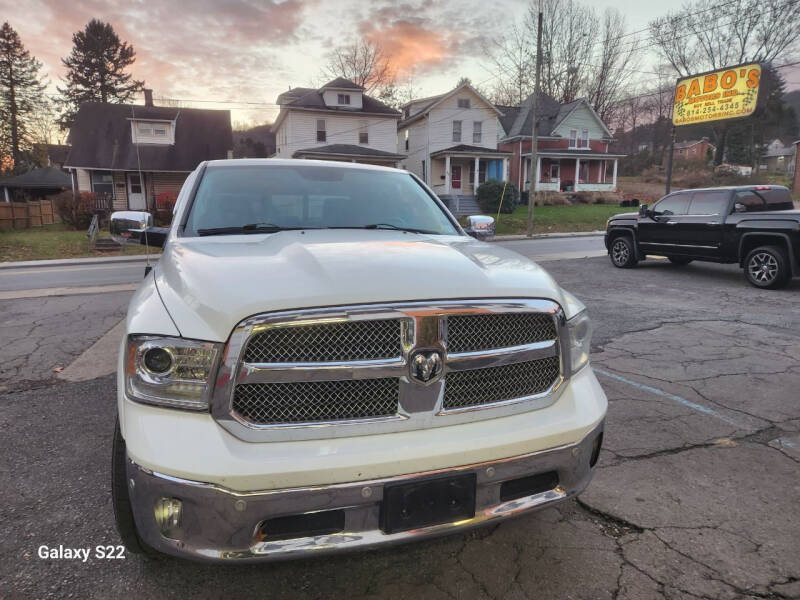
<box><xmin>585</xmin><ymin>8</ymin><xmax>640</xmax><ymax>121</ymax></box>
<box><xmin>322</xmin><ymin>39</ymin><xmax>395</xmax><ymax>95</ymax></box>
<box><xmin>482</xmin><ymin>23</ymin><xmax>535</xmax><ymax>105</ymax></box>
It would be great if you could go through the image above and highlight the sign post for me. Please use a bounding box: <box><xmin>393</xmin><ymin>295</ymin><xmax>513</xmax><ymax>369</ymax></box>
<box><xmin>667</xmin><ymin>62</ymin><xmax>762</xmax><ymax>194</ymax></box>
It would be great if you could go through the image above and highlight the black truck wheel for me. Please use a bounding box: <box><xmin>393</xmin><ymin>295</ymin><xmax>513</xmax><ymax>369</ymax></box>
<box><xmin>744</xmin><ymin>245</ymin><xmax>791</xmax><ymax>289</ymax></box>
<box><xmin>112</xmin><ymin>419</ymin><xmax>159</xmax><ymax>557</ymax></box>
<box><xmin>668</xmin><ymin>257</ymin><xmax>693</xmax><ymax>265</ymax></box>
<box><xmin>609</xmin><ymin>236</ymin><xmax>638</xmax><ymax>268</ymax></box>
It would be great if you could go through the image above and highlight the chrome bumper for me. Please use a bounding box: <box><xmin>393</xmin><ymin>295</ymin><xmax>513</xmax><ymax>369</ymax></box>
<box><xmin>126</xmin><ymin>421</ymin><xmax>604</xmax><ymax>563</ymax></box>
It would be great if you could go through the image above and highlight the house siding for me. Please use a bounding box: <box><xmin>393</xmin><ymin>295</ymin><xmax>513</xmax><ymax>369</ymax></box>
<box><xmin>151</xmin><ymin>172</ymin><xmax>189</xmax><ymax>196</ymax></box>
<box><xmin>276</xmin><ymin>110</ymin><xmax>398</xmax><ymax>158</ymax></box>
<box><xmin>321</xmin><ymin>90</ymin><xmax>363</xmax><ymax>109</ymax></box>
<box><xmin>552</xmin><ymin>104</ymin><xmax>608</xmax><ymax>141</ymax></box>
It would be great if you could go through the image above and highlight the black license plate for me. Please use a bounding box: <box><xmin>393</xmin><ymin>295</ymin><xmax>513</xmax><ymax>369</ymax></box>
<box><xmin>380</xmin><ymin>473</ymin><xmax>477</xmax><ymax>534</ymax></box>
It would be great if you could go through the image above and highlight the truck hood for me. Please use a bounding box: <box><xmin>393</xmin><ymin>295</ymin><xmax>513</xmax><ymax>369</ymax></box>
<box><xmin>153</xmin><ymin>230</ymin><xmax>575</xmax><ymax>341</ymax></box>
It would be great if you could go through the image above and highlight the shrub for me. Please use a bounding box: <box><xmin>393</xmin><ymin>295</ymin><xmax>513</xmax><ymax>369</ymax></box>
<box><xmin>53</xmin><ymin>191</ymin><xmax>97</xmax><ymax>230</ymax></box>
<box><xmin>476</xmin><ymin>179</ymin><xmax>519</xmax><ymax>214</ymax></box>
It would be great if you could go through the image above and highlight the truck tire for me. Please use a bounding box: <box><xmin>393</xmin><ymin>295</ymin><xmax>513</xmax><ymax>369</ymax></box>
<box><xmin>609</xmin><ymin>236</ymin><xmax>638</xmax><ymax>268</ymax></box>
<box><xmin>744</xmin><ymin>245</ymin><xmax>791</xmax><ymax>289</ymax></box>
<box><xmin>112</xmin><ymin>419</ymin><xmax>159</xmax><ymax>557</ymax></box>
<box><xmin>668</xmin><ymin>257</ymin><xmax>693</xmax><ymax>265</ymax></box>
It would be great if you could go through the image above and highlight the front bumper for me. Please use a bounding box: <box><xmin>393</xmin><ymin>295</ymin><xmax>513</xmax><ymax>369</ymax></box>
<box><xmin>126</xmin><ymin>421</ymin><xmax>604</xmax><ymax>563</ymax></box>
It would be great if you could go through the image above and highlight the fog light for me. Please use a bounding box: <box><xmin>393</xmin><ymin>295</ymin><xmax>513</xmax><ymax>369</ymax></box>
<box><xmin>143</xmin><ymin>347</ymin><xmax>174</xmax><ymax>375</ymax></box>
<box><xmin>154</xmin><ymin>497</ymin><xmax>182</xmax><ymax>532</ymax></box>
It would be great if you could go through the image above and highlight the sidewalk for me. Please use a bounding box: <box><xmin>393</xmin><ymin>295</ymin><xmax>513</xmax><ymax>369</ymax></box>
<box><xmin>0</xmin><ymin>254</ymin><xmax>161</xmax><ymax>270</ymax></box>
<box><xmin>489</xmin><ymin>230</ymin><xmax>605</xmax><ymax>242</ymax></box>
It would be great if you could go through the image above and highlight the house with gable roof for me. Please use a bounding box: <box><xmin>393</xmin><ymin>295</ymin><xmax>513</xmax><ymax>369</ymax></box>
<box><xmin>397</xmin><ymin>83</ymin><xmax>511</xmax><ymax>212</ymax></box>
<box><xmin>498</xmin><ymin>93</ymin><xmax>624</xmax><ymax>193</ymax></box>
<box><xmin>273</xmin><ymin>78</ymin><xmax>405</xmax><ymax>166</ymax></box>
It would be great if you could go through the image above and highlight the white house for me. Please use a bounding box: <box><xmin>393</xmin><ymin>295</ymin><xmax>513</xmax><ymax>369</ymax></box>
<box><xmin>273</xmin><ymin>78</ymin><xmax>405</xmax><ymax>166</ymax></box>
<box><xmin>397</xmin><ymin>83</ymin><xmax>511</xmax><ymax>206</ymax></box>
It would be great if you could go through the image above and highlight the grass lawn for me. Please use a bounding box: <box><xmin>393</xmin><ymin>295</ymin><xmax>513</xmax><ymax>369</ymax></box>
<box><xmin>484</xmin><ymin>204</ymin><xmax>624</xmax><ymax>235</ymax></box>
<box><xmin>0</xmin><ymin>224</ymin><xmax>144</xmax><ymax>262</ymax></box>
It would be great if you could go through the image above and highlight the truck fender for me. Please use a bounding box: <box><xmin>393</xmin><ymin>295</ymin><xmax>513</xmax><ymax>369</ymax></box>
<box><xmin>606</xmin><ymin>226</ymin><xmax>642</xmax><ymax>260</ymax></box>
<box><xmin>737</xmin><ymin>231</ymin><xmax>797</xmax><ymax>276</ymax></box>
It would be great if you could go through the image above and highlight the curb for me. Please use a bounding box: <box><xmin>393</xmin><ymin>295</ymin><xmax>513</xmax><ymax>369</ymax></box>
<box><xmin>490</xmin><ymin>231</ymin><xmax>605</xmax><ymax>241</ymax></box>
<box><xmin>0</xmin><ymin>254</ymin><xmax>161</xmax><ymax>270</ymax></box>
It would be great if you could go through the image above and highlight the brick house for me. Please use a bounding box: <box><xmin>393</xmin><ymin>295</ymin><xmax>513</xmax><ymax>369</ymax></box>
<box><xmin>666</xmin><ymin>138</ymin><xmax>716</xmax><ymax>165</ymax></box>
<box><xmin>498</xmin><ymin>93</ymin><xmax>623</xmax><ymax>193</ymax></box>
<box><xmin>64</xmin><ymin>91</ymin><xmax>233</xmax><ymax>212</ymax></box>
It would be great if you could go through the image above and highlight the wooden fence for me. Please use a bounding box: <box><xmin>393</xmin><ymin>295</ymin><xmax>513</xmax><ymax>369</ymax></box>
<box><xmin>0</xmin><ymin>200</ymin><xmax>58</xmax><ymax>231</ymax></box>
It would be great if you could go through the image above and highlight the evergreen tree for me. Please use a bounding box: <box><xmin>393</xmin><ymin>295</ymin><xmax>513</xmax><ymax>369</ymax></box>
<box><xmin>0</xmin><ymin>22</ymin><xmax>46</xmax><ymax>172</ymax></box>
<box><xmin>57</xmin><ymin>19</ymin><xmax>143</xmax><ymax>129</ymax></box>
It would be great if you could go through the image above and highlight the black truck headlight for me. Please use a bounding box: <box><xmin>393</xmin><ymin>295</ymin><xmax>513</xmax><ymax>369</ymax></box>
<box><xmin>125</xmin><ymin>336</ymin><xmax>223</xmax><ymax>410</ymax></box>
<box><xmin>566</xmin><ymin>310</ymin><xmax>592</xmax><ymax>374</ymax></box>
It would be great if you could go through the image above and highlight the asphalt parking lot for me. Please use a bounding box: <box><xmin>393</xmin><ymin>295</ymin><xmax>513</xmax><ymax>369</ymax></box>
<box><xmin>1</xmin><ymin>250</ymin><xmax>798</xmax><ymax>599</ymax></box>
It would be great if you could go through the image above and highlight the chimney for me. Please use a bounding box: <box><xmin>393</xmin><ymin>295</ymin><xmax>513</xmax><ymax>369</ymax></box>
<box><xmin>144</xmin><ymin>89</ymin><xmax>154</xmax><ymax>107</ymax></box>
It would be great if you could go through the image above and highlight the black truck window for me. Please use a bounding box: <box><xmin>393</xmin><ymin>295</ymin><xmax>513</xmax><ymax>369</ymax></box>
<box><xmin>755</xmin><ymin>188</ymin><xmax>794</xmax><ymax>211</ymax></box>
<box><xmin>688</xmin><ymin>191</ymin><xmax>729</xmax><ymax>215</ymax></box>
<box><xmin>653</xmin><ymin>193</ymin><xmax>690</xmax><ymax>216</ymax></box>
<box><xmin>734</xmin><ymin>191</ymin><xmax>766</xmax><ymax>212</ymax></box>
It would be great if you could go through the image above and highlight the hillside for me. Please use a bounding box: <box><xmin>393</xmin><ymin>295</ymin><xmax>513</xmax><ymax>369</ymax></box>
<box><xmin>233</xmin><ymin>124</ymin><xmax>276</xmax><ymax>158</ymax></box>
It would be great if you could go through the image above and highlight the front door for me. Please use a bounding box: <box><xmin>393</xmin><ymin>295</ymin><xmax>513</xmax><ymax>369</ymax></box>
<box><xmin>638</xmin><ymin>192</ymin><xmax>691</xmax><ymax>255</ymax></box>
<box><xmin>451</xmin><ymin>165</ymin><xmax>462</xmax><ymax>191</ymax></box>
<box><xmin>127</xmin><ymin>173</ymin><xmax>146</xmax><ymax>210</ymax></box>
<box><xmin>669</xmin><ymin>190</ymin><xmax>729</xmax><ymax>258</ymax></box>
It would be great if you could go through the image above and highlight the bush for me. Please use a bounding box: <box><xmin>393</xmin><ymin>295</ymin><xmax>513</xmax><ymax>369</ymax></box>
<box><xmin>53</xmin><ymin>191</ymin><xmax>97</xmax><ymax>230</ymax></box>
<box><xmin>476</xmin><ymin>179</ymin><xmax>519</xmax><ymax>214</ymax></box>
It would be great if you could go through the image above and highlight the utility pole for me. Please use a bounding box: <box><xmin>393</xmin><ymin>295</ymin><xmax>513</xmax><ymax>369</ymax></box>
<box><xmin>665</xmin><ymin>125</ymin><xmax>676</xmax><ymax>194</ymax></box>
<box><xmin>526</xmin><ymin>10</ymin><xmax>543</xmax><ymax>237</ymax></box>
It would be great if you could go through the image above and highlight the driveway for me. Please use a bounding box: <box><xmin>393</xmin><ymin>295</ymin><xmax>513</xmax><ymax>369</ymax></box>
<box><xmin>1</xmin><ymin>251</ymin><xmax>798</xmax><ymax>599</ymax></box>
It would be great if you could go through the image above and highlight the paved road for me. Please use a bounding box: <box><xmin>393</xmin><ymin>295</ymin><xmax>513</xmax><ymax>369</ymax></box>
<box><xmin>1</xmin><ymin>253</ymin><xmax>799</xmax><ymax>599</ymax></box>
<box><xmin>0</xmin><ymin>236</ymin><xmax>604</xmax><ymax>292</ymax></box>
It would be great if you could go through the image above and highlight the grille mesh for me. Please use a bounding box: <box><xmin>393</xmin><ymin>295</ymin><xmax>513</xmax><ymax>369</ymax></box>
<box><xmin>233</xmin><ymin>378</ymin><xmax>400</xmax><ymax>424</ymax></box>
<box><xmin>444</xmin><ymin>356</ymin><xmax>560</xmax><ymax>409</ymax></box>
<box><xmin>446</xmin><ymin>313</ymin><xmax>557</xmax><ymax>353</ymax></box>
<box><xmin>244</xmin><ymin>319</ymin><xmax>403</xmax><ymax>363</ymax></box>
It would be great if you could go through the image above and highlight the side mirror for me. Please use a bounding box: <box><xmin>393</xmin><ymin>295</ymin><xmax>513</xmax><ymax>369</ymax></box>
<box><xmin>465</xmin><ymin>215</ymin><xmax>495</xmax><ymax>240</ymax></box>
<box><xmin>733</xmin><ymin>202</ymin><xmax>747</xmax><ymax>213</ymax></box>
<box><xmin>110</xmin><ymin>211</ymin><xmax>168</xmax><ymax>248</ymax></box>
<box><xmin>110</xmin><ymin>211</ymin><xmax>153</xmax><ymax>245</ymax></box>
<box><xmin>638</xmin><ymin>204</ymin><xmax>649</xmax><ymax>218</ymax></box>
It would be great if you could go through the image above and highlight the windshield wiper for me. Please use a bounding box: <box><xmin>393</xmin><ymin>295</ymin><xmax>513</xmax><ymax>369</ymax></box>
<box><xmin>196</xmin><ymin>223</ymin><xmax>310</xmax><ymax>236</ymax></box>
<box><xmin>361</xmin><ymin>223</ymin><xmax>437</xmax><ymax>234</ymax></box>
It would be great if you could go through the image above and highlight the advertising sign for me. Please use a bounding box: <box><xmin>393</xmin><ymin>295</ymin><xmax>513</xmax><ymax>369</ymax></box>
<box><xmin>672</xmin><ymin>63</ymin><xmax>761</xmax><ymax>126</ymax></box>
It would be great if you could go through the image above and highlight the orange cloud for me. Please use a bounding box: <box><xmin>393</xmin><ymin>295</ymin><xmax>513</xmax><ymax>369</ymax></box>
<box><xmin>362</xmin><ymin>21</ymin><xmax>453</xmax><ymax>76</ymax></box>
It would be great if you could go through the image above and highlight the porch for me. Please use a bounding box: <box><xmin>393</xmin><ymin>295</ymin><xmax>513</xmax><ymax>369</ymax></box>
<box><xmin>429</xmin><ymin>145</ymin><xmax>511</xmax><ymax>196</ymax></box>
<box><xmin>522</xmin><ymin>152</ymin><xmax>624</xmax><ymax>193</ymax></box>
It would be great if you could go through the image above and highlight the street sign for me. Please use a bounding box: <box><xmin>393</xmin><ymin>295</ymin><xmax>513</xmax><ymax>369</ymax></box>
<box><xmin>672</xmin><ymin>63</ymin><xmax>761</xmax><ymax>126</ymax></box>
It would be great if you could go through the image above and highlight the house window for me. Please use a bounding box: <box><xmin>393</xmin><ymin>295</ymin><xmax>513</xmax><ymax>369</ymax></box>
<box><xmin>550</xmin><ymin>163</ymin><xmax>560</xmax><ymax>180</ymax></box>
<box><xmin>469</xmin><ymin>161</ymin><xmax>487</xmax><ymax>185</ymax></box>
<box><xmin>359</xmin><ymin>121</ymin><xmax>368</xmax><ymax>144</ymax></box>
<box><xmin>457</xmin><ymin>98</ymin><xmax>471</xmax><ymax>109</ymax></box>
<box><xmin>691</xmin><ymin>147</ymin><xmax>697</xmax><ymax>154</ymax></box>
<box><xmin>337</xmin><ymin>93</ymin><xmax>350</xmax><ymax>105</ymax></box>
<box><xmin>404</xmin><ymin>129</ymin><xmax>409</xmax><ymax>151</ymax></box>
<box><xmin>90</xmin><ymin>171</ymin><xmax>113</xmax><ymax>195</ymax></box>
<box><xmin>132</xmin><ymin>120</ymin><xmax>172</xmax><ymax>144</ymax></box>
<box><xmin>569</xmin><ymin>129</ymin><xmax>577</xmax><ymax>148</ymax></box>
<box><xmin>452</xmin><ymin>120</ymin><xmax>462</xmax><ymax>142</ymax></box>
<box><xmin>316</xmin><ymin>119</ymin><xmax>326</xmax><ymax>142</ymax></box>
<box><xmin>577</xmin><ymin>129</ymin><xmax>589</xmax><ymax>149</ymax></box>
<box><xmin>421</xmin><ymin>160</ymin><xmax>426</xmax><ymax>181</ymax></box>
<box><xmin>473</xmin><ymin>121</ymin><xmax>482</xmax><ymax>144</ymax></box>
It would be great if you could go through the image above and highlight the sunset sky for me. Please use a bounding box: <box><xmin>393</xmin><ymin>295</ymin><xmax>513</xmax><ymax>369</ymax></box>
<box><xmin>4</xmin><ymin>0</ymin><xmax>793</xmax><ymax>128</ymax></box>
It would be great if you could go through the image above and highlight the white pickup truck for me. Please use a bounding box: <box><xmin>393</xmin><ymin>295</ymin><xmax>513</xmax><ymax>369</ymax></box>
<box><xmin>111</xmin><ymin>159</ymin><xmax>607</xmax><ymax>562</ymax></box>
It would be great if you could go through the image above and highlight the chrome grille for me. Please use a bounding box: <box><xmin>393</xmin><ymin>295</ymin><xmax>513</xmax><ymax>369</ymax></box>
<box><xmin>444</xmin><ymin>356</ymin><xmax>561</xmax><ymax>409</ymax></box>
<box><xmin>244</xmin><ymin>319</ymin><xmax>403</xmax><ymax>363</ymax></box>
<box><xmin>446</xmin><ymin>313</ymin><xmax>557</xmax><ymax>353</ymax></box>
<box><xmin>233</xmin><ymin>378</ymin><xmax>400</xmax><ymax>424</ymax></box>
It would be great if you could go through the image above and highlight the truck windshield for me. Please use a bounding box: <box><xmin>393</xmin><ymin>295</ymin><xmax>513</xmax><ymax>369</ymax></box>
<box><xmin>182</xmin><ymin>165</ymin><xmax>459</xmax><ymax>237</ymax></box>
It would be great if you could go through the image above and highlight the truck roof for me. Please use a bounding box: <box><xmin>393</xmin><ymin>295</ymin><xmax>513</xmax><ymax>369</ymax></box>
<box><xmin>672</xmin><ymin>184</ymin><xmax>790</xmax><ymax>193</ymax></box>
<box><xmin>203</xmin><ymin>158</ymin><xmax>407</xmax><ymax>174</ymax></box>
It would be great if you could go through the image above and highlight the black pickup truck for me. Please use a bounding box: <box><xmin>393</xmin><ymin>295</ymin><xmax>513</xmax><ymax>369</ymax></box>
<box><xmin>604</xmin><ymin>185</ymin><xmax>800</xmax><ymax>289</ymax></box>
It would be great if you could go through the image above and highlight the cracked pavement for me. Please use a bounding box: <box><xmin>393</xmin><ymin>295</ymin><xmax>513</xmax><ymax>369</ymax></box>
<box><xmin>0</xmin><ymin>255</ymin><xmax>798</xmax><ymax>599</ymax></box>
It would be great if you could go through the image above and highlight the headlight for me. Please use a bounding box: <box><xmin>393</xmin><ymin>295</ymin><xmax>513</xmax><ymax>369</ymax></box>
<box><xmin>566</xmin><ymin>310</ymin><xmax>592</xmax><ymax>374</ymax></box>
<box><xmin>125</xmin><ymin>336</ymin><xmax>223</xmax><ymax>410</ymax></box>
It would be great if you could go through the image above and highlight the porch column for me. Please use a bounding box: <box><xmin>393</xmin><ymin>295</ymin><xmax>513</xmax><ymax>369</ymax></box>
<box><xmin>536</xmin><ymin>156</ymin><xmax>541</xmax><ymax>192</ymax></box>
<box><xmin>502</xmin><ymin>157</ymin><xmax>509</xmax><ymax>182</ymax></box>
<box><xmin>523</xmin><ymin>158</ymin><xmax>528</xmax><ymax>191</ymax></box>
<box><xmin>612</xmin><ymin>159</ymin><xmax>618</xmax><ymax>190</ymax></box>
<box><xmin>445</xmin><ymin>155</ymin><xmax>451</xmax><ymax>194</ymax></box>
<box><xmin>575</xmin><ymin>158</ymin><xmax>580</xmax><ymax>191</ymax></box>
<box><xmin>474</xmin><ymin>156</ymin><xmax>480</xmax><ymax>193</ymax></box>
